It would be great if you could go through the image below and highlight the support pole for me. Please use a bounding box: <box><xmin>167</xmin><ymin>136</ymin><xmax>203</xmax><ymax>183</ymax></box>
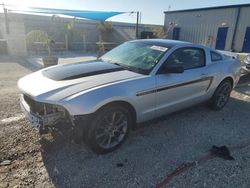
<box><xmin>231</xmin><ymin>7</ymin><xmax>241</xmax><ymax>52</ymax></box>
<box><xmin>83</xmin><ymin>33</ymin><xmax>86</xmax><ymax>52</ymax></box>
<box><xmin>136</xmin><ymin>11</ymin><xmax>139</xmax><ymax>39</ymax></box>
<box><xmin>139</xmin><ymin>12</ymin><xmax>142</xmax><ymax>25</ymax></box>
<box><xmin>2</xmin><ymin>3</ymin><xmax>9</xmax><ymax>34</ymax></box>
<box><xmin>65</xmin><ymin>34</ymin><xmax>69</xmax><ymax>50</ymax></box>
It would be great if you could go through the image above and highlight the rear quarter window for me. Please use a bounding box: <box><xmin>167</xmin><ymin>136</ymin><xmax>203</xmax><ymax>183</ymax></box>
<box><xmin>211</xmin><ymin>51</ymin><xmax>223</xmax><ymax>62</ymax></box>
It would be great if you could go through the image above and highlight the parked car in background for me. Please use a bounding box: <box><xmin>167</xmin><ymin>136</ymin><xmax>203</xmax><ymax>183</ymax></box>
<box><xmin>241</xmin><ymin>54</ymin><xmax>250</xmax><ymax>74</ymax></box>
<box><xmin>18</xmin><ymin>39</ymin><xmax>241</xmax><ymax>154</ymax></box>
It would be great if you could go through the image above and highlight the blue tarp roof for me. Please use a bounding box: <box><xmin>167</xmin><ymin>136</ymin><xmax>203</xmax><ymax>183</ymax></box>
<box><xmin>22</xmin><ymin>7</ymin><xmax>127</xmax><ymax>21</ymax></box>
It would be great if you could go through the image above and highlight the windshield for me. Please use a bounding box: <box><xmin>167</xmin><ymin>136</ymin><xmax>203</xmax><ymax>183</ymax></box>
<box><xmin>100</xmin><ymin>42</ymin><xmax>169</xmax><ymax>74</ymax></box>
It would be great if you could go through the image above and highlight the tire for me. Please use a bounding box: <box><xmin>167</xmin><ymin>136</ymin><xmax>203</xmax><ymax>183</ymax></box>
<box><xmin>209</xmin><ymin>80</ymin><xmax>232</xmax><ymax>110</ymax></box>
<box><xmin>86</xmin><ymin>105</ymin><xmax>132</xmax><ymax>154</ymax></box>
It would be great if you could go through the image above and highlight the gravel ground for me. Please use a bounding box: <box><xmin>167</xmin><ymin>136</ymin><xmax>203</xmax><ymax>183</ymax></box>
<box><xmin>0</xmin><ymin>56</ymin><xmax>250</xmax><ymax>188</ymax></box>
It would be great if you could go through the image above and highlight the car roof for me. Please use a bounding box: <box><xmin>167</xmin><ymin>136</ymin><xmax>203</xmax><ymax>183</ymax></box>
<box><xmin>130</xmin><ymin>39</ymin><xmax>192</xmax><ymax>48</ymax></box>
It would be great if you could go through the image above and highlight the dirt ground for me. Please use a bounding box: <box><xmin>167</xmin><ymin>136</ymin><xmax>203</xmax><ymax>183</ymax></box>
<box><xmin>1</xmin><ymin>56</ymin><xmax>250</xmax><ymax>188</ymax></box>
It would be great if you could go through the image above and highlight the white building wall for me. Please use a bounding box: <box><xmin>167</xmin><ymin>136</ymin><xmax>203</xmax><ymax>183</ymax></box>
<box><xmin>0</xmin><ymin>14</ymin><xmax>27</xmax><ymax>56</ymax></box>
<box><xmin>164</xmin><ymin>8</ymin><xmax>239</xmax><ymax>51</ymax></box>
<box><xmin>0</xmin><ymin>15</ymin><xmax>6</xmax><ymax>38</ymax></box>
<box><xmin>234</xmin><ymin>7</ymin><xmax>250</xmax><ymax>52</ymax></box>
<box><xmin>7</xmin><ymin>21</ymin><xmax>27</xmax><ymax>56</ymax></box>
<box><xmin>1</xmin><ymin>13</ymin><xmax>160</xmax><ymax>56</ymax></box>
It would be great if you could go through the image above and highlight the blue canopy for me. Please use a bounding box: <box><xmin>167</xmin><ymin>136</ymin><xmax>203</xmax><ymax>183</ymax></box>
<box><xmin>23</xmin><ymin>7</ymin><xmax>127</xmax><ymax>21</ymax></box>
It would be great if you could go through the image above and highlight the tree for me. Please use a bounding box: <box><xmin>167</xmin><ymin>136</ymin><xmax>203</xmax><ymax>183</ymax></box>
<box><xmin>26</xmin><ymin>30</ymin><xmax>54</xmax><ymax>56</ymax></box>
<box><xmin>153</xmin><ymin>26</ymin><xmax>166</xmax><ymax>38</ymax></box>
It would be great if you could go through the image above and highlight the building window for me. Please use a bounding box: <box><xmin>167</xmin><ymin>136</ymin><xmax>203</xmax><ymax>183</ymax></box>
<box><xmin>211</xmin><ymin>51</ymin><xmax>223</xmax><ymax>62</ymax></box>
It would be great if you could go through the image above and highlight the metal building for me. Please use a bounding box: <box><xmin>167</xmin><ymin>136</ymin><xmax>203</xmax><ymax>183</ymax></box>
<box><xmin>164</xmin><ymin>4</ymin><xmax>250</xmax><ymax>52</ymax></box>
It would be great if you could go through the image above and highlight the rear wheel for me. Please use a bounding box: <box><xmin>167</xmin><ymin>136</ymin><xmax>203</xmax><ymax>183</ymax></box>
<box><xmin>86</xmin><ymin>105</ymin><xmax>132</xmax><ymax>154</ymax></box>
<box><xmin>209</xmin><ymin>80</ymin><xmax>232</xmax><ymax>110</ymax></box>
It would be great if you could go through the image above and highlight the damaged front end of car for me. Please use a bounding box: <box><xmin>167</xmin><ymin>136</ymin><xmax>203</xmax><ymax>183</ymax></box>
<box><xmin>20</xmin><ymin>94</ymin><xmax>70</xmax><ymax>134</ymax></box>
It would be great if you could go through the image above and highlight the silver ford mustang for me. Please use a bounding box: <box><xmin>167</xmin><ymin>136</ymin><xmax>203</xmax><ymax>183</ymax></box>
<box><xmin>18</xmin><ymin>39</ymin><xmax>241</xmax><ymax>153</ymax></box>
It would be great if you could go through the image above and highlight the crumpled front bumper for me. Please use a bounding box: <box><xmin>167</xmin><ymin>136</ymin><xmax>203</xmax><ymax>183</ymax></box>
<box><xmin>20</xmin><ymin>94</ymin><xmax>66</xmax><ymax>131</ymax></box>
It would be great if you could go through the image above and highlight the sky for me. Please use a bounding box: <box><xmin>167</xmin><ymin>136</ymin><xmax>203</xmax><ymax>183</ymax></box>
<box><xmin>1</xmin><ymin>0</ymin><xmax>250</xmax><ymax>25</ymax></box>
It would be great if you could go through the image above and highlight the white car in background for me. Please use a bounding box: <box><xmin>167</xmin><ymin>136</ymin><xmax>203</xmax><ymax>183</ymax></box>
<box><xmin>241</xmin><ymin>54</ymin><xmax>250</xmax><ymax>74</ymax></box>
<box><xmin>18</xmin><ymin>39</ymin><xmax>241</xmax><ymax>153</ymax></box>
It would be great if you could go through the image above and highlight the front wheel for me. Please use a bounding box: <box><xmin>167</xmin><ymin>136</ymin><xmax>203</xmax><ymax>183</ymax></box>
<box><xmin>86</xmin><ymin>105</ymin><xmax>132</xmax><ymax>154</ymax></box>
<box><xmin>209</xmin><ymin>80</ymin><xmax>232</xmax><ymax>110</ymax></box>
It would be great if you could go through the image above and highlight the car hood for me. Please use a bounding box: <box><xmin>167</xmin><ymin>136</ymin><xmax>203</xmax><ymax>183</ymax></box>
<box><xmin>18</xmin><ymin>60</ymin><xmax>142</xmax><ymax>102</ymax></box>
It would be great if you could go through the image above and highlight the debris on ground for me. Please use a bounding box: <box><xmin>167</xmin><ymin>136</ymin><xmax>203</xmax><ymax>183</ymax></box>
<box><xmin>210</xmin><ymin>145</ymin><xmax>235</xmax><ymax>160</ymax></box>
<box><xmin>0</xmin><ymin>160</ymin><xmax>11</xmax><ymax>166</ymax></box>
<box><xmin>116</xmin><ymin>163</ymin><xmax>124</xmax><ymax>167</ymax></box>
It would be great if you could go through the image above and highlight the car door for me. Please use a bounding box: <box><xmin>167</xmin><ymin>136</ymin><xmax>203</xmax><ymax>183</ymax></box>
<box><xmin>155</xmin><ymin>47</ymin><xmax>213</xmax><ymax>117</ymax></box>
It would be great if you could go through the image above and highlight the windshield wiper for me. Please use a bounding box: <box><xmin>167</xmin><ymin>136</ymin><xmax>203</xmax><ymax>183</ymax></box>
<box><xmin>113</xmin><ymin>62</ymin><xmax>148</xmax><ymax>75</ymax></box>
<box><xmin>100</xmin><ymin>58</ymin><xmax>122</xmax><ymax>67</ymax></box>
<box><xmin>113</xmin><ymin>62</ymin><xmax>130</xmax><ymax>70</ymax></box>
<box><xmin>100</xmin><ymin>58</ymin><xmax>148</xmax><ymax>75</ymax></box>
<box><xmin>102</xmin><ymin>59</ymin><xmax>128</xmax><ymax>70</ymax></box>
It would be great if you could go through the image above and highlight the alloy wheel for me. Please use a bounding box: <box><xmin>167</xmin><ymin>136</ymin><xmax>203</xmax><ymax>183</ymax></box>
<box><xmin>215</xmin><ymin>83</ymin><xmax>231</xmax><ymax>108</ymax></box>
<box><xmin>95</xmin><ymin>111</ymin><xmax>128</xmax><ymax>149</ymax></box>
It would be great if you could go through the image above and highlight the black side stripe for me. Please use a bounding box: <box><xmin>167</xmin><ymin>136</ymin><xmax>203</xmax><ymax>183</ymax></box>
<box><xmin>136</xmin><ymin>77</ymin><xmax>213</xmax><ymax>96</ymax></box>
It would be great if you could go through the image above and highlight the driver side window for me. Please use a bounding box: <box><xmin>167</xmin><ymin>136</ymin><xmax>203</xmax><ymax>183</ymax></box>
<box><xmin>164</xmin><ymin>47</ymin><xmax>205</xmax><ymax>70</ymax></box>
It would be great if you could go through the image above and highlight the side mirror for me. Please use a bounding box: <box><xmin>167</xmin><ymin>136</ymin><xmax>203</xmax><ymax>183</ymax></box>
<box><xmin>163</xmin><ymin>66</ymin><xmax>184</xmax><ymax>73</ymax></box>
